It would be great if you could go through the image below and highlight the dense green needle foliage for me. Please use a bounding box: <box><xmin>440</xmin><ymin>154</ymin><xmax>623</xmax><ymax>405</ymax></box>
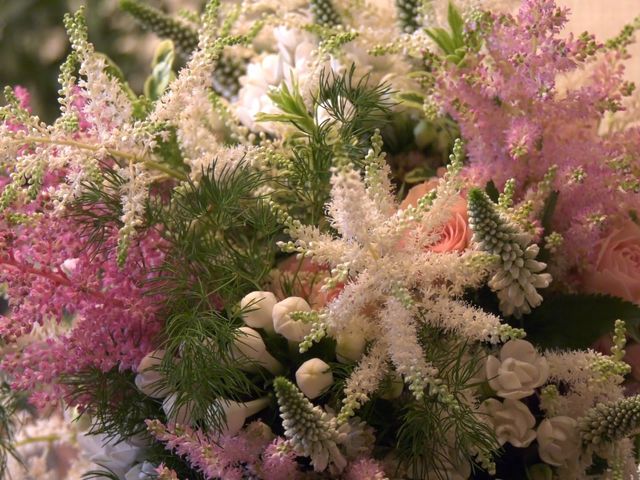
<box><xmin>260</xmin><ymin>66</ymin><xmax>393</xmax><ymax>226</ymax></box>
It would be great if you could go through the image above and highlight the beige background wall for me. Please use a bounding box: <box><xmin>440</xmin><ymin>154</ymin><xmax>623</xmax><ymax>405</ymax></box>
<box><xmin>559</xmin><ymin>0</ymin><xmax>640</xmax><ymax>81</ymax></box>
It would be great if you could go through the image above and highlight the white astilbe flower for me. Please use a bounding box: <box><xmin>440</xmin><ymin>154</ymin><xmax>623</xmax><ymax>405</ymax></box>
<box><xmin>541</xmin><ymin>350</ymin><xmax>626</xmax><ymax>419</ymax></box>
<box><xmin>380</xmin><ymin>298</ymin><xmax>439</xmax><ymax>400</ymax></box>
<box><xmin>280</xmin><ymin>138</ymin><xmax>523</xmax><ymax>417</ymax></box>
<box><xmin>339</xmin><ymin>340</ymin><xmax>389</xmax><ymax>422</ymax></box>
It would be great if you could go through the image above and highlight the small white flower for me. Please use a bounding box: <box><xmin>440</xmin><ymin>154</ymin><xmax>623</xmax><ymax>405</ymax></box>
<box><xmin>134</xmin><ymin>349</ymin><xmax>170</xmax><ymax>399</ymax></box>
<box><xmin>482</xmin><ymin>398</ymin><xmax>537</xmax><ymax>448</ymax></box>
<box><xmin>77</xmin><ymin>432</ymin><xmax>141</xmax><ymax>478</ymax></box>
<box><xmin>486</xmin><ymin>339</ymin><xmax>549</xmax><ymax>399</ymax></box>
<box><xmin>272</xmin><ymin>296</ymin><xmax>313</xmax><ymax>342</ymax></box>
<box><xmin>240</xmin><ymin>291</ymin><xmax>278</xmax><ymax>333</ymax></box>
<box><xmin>162</xmin><ymin>393</ymin><xmax>195</xmax><ymax>425</ymax></box>
<box><xmin>536</xmin><ymin>416</ymin><xmax>579</xmax><ymax>467</ymax></box>
<box><xmin>60</xmin><ymin>258</ymin><xmax>79</xmax><ymax>276</ymax></box>
<box><xmin>124</xmin><ymin>461</ymin><xmax>158</xmax><ymax>480</ymax></box>
<box><xmin>232</xmin><ymin>326</ymin><xmax>283</xmax><ymax>374</ymax></box>
<box><xmin>335</xmin><ymin>331</ymin><xmax>367</xmax><ymax>363</ymax></box>
<box><xmin>219</xmin><ymin>397</ymin><xmax>271</xmax><ymax>436</ymax></box>
<box><xmin>295</xmin><ymin>358</ymin><xmax>334</xmax><ymax>399</ymax></box>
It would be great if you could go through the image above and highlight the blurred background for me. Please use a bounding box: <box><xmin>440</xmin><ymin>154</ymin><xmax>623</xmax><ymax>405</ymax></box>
<box><xmin>0</xmin><ymin>0</ymin><xmax>638</xmax><ymax>123</ymax></box>
<box><xmin>0</xmin><ymin>0</ymin><xmax>204</xmax><ymax>122</ymax></box>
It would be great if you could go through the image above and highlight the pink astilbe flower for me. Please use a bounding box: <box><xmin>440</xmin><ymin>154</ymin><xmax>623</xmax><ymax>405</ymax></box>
<box><xmin>343</xmin><ymin>457</ymin><xmax>388</xmax><ymax>480</ymax></box>
<box><xmin>156</xmin><ymin>464</ymin><xmax>181</xmax><ymax>480</ymax></box>
<box><xmin>435</xmin><ymin>0</ymin><xmax>640</xmax><ymax>279</ymax></box>
<box><xmin>147</xmin><ymin>420</ymin><xmax>307</xmax><ymax>480</ymax></box>
<box><xmin>260</xmin><ymin>438</ymin><xmax>301</xmax><ymax>480</ymax></box>
<box><xmin>0</xmin><ymin>207</ymin><xmax>166</xmax><ymax>407</ymax></box>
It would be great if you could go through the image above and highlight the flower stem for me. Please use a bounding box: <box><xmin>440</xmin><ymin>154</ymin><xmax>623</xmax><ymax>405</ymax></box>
<box><xmin>11</xmin><ymin>136</ymin><xmax>188</xmax><ymax>181</ymax></box>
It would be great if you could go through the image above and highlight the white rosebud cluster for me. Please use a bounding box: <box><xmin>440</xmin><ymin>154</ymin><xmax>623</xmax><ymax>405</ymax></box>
<box><xmin>135</xmin><ymin>349</ymin><xmax>170</xmax><ymax>399</ymax></box>
<box><xmin>232</xmin><ymin>326</ymin><xmax>283</xmax><ymax>374</ymax></box>
<box><xmin>467</xmin><ymin>189</ymin><xmax>552</xmax><ymax>318</ymax></box>
<box><xmin>218</xmin><ymin>398</ymin><xmax>271</xmax><ymax>436</ymax></box>
<box><xmin>240</xmin><ymin>291</ymin><xmax>314</xmax><ymax>343</ymax></box>
<box><xmin>486</xmin><ymin>339</ymin><xmax>549</xmax><ymax>399</ymax></box>
<box><xmin>296</xmin><ymin>358</ymin><xmax>334</xmax><ymax>399</ymax></box>
<box><xmin>536</xmin><ymin>416</ymin><xmax>579</xmax><ymax>467</ymax></box>
<box><xmin>482</xmin><ymin>398</ymin><xmax>537</xmax><ymax>448</ymax></box>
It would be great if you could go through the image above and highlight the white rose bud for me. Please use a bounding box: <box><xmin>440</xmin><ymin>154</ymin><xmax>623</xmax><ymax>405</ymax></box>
<box><xmin>295</xmin><ymin>358</ymin><xmax>334</xmax><ymax>399</ymax></box>
<box><xmin>482</xmin><ymin>398</ymin><xmax>536</xmax><ymax>448</ymax></box>
<box><xmin>272</xmin><ymin>297</ymin><xmax>312</xmax><ymax>342</ymax></box>
<box><xmin>162</xmin><ymin>393</ymin><xmax>195</xmax><ymax>425</ymax></box>
<box><xmin>232</xmin><ymin>327</ymin><xmax>283</xmax><ymax>375</ymax></box>
<box><xmin>240</xmin><ymin>291</ymin><xmax>278</xmax><ymax>333</ymax></box>
<box><xmin>486</xmin><ymin>339</ymin><xmax>549</xmax><ymax>399</ymax></box>
<box><xmin>336</xmin><ymin>332</ymin><xmax>366</xmax><ymax>363</ymax></box>
<box><xmin>60</xmin><ymin>257</ymin><xmax>79</xmax><ymax>276</ymax></box>
<box><xmin>135</xmin><ymin>350</ymin><xmax>170</xmax><ymax>399</ymax></box>
<box><xmin>536</xmin><ymin>416</ymin><xmax>579</xmax><ymax>467</ymax></box>
<box><xmin>219</xmin><ymin>397</ymin><xmax>270</xmax><ymax>436</ymax></box>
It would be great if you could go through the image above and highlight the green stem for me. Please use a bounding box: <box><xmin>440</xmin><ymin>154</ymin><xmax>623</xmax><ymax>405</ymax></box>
<box><xmin>11</xmin><ymin>136</ymin><xmax>188</xmax><ymax>181</ymax></box>
<box><xmin>14</xmin><ymin>434</ymin><xmax>60</xmax><ymax>446</ymax></box>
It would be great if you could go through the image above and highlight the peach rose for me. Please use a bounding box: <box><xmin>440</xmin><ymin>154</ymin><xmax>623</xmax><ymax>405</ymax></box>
<box><xmin>583</xmin><ymin>220</ymin><xmax>640</xmax><ymax>304</ymax></box>
<box><xmin>269</xmin><ymin>256</ymin><xmax>343</xmax><ymax>308</ymax></box>
<box><xmin>400</xmin><ymin>179</ymin><xmax>471</xmax><ymax>253</ymax></box>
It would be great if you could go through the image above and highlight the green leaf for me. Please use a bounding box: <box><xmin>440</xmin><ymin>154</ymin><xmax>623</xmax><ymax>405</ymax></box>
<box><xmin>425</xmin><ymin>27</ymin><xmax>456</xmax><ymax>54</ymax></box>
<box><xmin>144</xmin><ymin>40</ymin><xmax>176</xmax><ymax>101</ymax></box>
<box><xmin>404</xmin><ymin>166</ymin><xmax>437</xmax><ymax>184</ymax></box>
<box><xmin>447</xmin><ymin>2</ymin><xmax>465</xmax><ymax>46</ymax></box>
<box><xmin>485</xmin><ymin>180</ymin><xmax>500</xmax><ymax>202</ymax></box>
<box><xmin>394</xmin><ymin>91</ymin><xmax>425</xmax><ymax>111</ymax></box>
<box><xmin>523</xmin><ymin>294</ymin><xmax>640</xmax><ymax>349</ymax></box>
<box><xmin>540</xmin><ymin>190</ymin><xmax>559</xmax><ymax>235</ymax></box>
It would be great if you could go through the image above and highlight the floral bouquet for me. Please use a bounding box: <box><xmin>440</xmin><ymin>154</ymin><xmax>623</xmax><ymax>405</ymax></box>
<box><xmin>2</xmin><ymin>0</ymin><xmax>640</xmax><ymax>478</ymax></box>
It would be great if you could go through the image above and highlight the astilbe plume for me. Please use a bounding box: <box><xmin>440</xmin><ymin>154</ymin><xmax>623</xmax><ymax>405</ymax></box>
<box><xmin>146</xmin><ymin>419</ymin><xmax>300</xmax><ymax>480</ymax></box>
<box><xmin>0</xmin><ymin>204</ymin><xmax>166</xmax><ymax>407</ymax></box>
<box><xmin>435</xmin><ymin>0</ymin><xmax>640</xmax><ymax>275</ymax></box>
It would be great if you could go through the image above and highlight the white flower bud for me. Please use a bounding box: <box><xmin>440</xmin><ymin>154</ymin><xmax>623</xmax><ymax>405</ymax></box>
<box><xmin>336</xmin><ymin>332</ymin><xmax>366</xmax><ymax>363</ymax></box>
<box><xmin>482</xmin><ymin>398</ymin><xmax>536</xmax><ymax>448</ymax></box>
<box><xmin>272</xmin><ymin>297</ymin><xmax>312</xmax><ymax>342</ymax></box>
<box><xmin>295</xmin><ymin>358</ymin><xmax>334</xmax><ymax>399</ymax></box>
<box><xmin>232</xmin><ymin>327</ymin><xmax>283</xmax><ymax>375</ymax></box>
<box><xmin>486</xmin><ymin>339</ymin><xmax>549</xmax><ymax>399</ymax></box>
<box><xmin>219</xmin><ymin>397</ymin><xmax>270</xmax><ymax>436</ymax></box>
<box><xmin>379</xmin><ymin>372</ymin><xmax>404</xmax><ymax>400</ymax></box>
<box><xmin>240</xmin><ymin>291</ymin><xmax>278</xmax><ymax>332</ymax></box>
<box><xmin>60</xmin><ymin>257</ymin><xmax>79</xmax><ymax>276</ymax></box>
<box><xmin>536</xmin><ymin>417</ymin><xmax>579</xmax><ymax>467</ymax></box>
<box><xmin>162</xmin><ymin>393</ymin><xmax>195</xmax><ymax>425</ymax></box>
<box><xmin>134</xmin><ymin>350</ymin><xmax>170</xmax><ymax>399</ymax></box>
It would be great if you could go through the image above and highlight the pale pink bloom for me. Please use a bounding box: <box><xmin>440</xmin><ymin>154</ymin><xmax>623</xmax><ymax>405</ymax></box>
<box><xmin>400</xmin><ymin>179</ymin><xmax>471</xmax><ymax>253</ymax></box>
<box><xmin>582</xmin><ymin>220</ymin><xmax>640</xmax><ymax>304</ymax></box>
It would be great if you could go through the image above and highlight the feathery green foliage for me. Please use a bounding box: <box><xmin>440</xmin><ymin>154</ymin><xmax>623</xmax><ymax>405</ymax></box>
<box><xmin>0</xmin><ymin>381</ymin><xmax>21</xmax><ymax>472</ymax></box>
<box><xmin>61</xmin><ymin>368</ymin><xmax>161</xmax><ymax>441</ymax></box>
<box><xmin>260</xmin><ymin>66</ymin><xmax>392</xmax><ymax>226</ymax></box>
<box><xmin>144</xmin><ymin>163</ymin><xmax>281</xmax><ymax>429</ymax></box>
<box><xmin>396</xmin><ymin>329</ymin><xmax>499</xmax><ymax>478</ymax></box>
